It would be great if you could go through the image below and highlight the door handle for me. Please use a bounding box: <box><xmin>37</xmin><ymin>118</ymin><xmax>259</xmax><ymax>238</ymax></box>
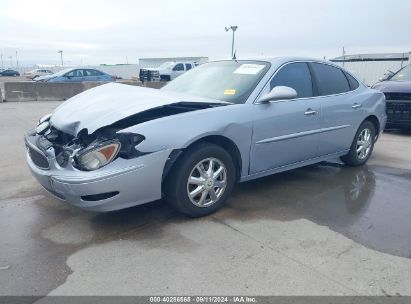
<box><xmin>352</xmin><ymin>103</ymin><xmax>362</xmax><ymax>109</ymax></box>
<box><xmin>304</xmin><ymin>109</ymin><xmax>318</xmax><ymax>116</ymax></box>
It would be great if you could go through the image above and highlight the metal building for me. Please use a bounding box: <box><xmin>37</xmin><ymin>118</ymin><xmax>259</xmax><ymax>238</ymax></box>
<box><xmin>330</xmin><ymin>52</ymin><xmax>410</xmax><ymax>86</ymax></box>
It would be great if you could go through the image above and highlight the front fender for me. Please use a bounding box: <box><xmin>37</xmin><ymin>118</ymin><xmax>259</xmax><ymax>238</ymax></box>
<box><xmin>118</xmin><ymin>103</ymin><xmax>254</xmax><ymax>177</ymax></box>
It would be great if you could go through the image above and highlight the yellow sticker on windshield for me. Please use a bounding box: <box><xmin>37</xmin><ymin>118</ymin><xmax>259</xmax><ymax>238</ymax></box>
<box><xmin>224</xmin><ymin>89</ymin><xmax>236</xmax><ymax>95</ymax></box>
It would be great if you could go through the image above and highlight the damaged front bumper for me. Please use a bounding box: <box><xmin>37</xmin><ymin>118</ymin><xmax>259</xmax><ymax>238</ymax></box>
<box><xmin>25</xmin><ymin>132</ymin><xmax>172</xmax><ymax>212</ymax></box>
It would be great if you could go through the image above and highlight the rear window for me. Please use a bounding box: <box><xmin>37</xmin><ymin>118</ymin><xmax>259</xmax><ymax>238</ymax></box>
<box><xmin>311</xmin><ymin>63</ymin><xmax>350</xmax><ymax>96</ymax></box>
<box><xmin>344</xmin><ymin>71</ymin><xmax>359</xmax><ymax>90</ymax></box>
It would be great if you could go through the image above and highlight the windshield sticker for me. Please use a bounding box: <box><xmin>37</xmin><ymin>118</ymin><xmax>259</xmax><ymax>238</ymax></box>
<box><xmin>224</xmin><ymin>89</ymin><xmax>236</xmax><ymax>95</ymax></box>
<box><xmin>233</xmin><ymin>64</ymin><xmax>265</xmax><ymax>75</ymax></box>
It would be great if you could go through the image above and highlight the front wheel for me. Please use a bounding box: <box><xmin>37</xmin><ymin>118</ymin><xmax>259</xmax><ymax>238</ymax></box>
<box><xmin>341</xmin><ymin>121</ymin><xmax>375</xmax><ymax>166</ymax></box>
<box><xmin>164</xmin><ymin>143</ymin><xmax>236</xmax><ymax>217</ymax></box>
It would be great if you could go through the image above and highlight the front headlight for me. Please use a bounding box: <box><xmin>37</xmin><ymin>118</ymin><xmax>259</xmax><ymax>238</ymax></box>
<box><xmin>35</xmin><ymin>113</ymin><xmax>52</xmax><ymax>135</ymax></box>
<box><xmin>38</xmin><ymin>113</ymin><xmax>52</xmax><ymax>125</ymax></box>
<box><xmin>76</xmin><ymin>141</ymin><xmax>121</xmax><ymax>171</ymax></box>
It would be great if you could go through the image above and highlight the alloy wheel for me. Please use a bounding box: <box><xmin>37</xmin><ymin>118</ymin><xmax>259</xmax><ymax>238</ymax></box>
<box><xmin>187</xmin><ymin>157</ymin><xmax>227</xmax><ymax>207</ymax></box>
<box><xmin>356</xmin><ymin>128</ymin><xmax>372</xmax><ymax>160</ymax></box>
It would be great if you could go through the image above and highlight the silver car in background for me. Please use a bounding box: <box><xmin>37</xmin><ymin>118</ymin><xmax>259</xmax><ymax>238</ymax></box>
<box><xmin>25</xmin><ymin>57</ymin><xmax>386</xmax><ymax>217</ymax></box>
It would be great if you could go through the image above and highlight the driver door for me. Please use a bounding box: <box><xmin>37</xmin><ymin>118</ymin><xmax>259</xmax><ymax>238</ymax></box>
<box><xmin>172</xmin><ymin>63</ymin><xmax>185</xmax><ymax>80</ymax></box>
<box><xmin>250</xmin><ymin>62</ymin><xmax>321</xmax><ymax>174</ymax></box>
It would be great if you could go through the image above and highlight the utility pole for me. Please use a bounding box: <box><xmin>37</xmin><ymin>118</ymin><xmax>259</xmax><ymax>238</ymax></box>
<box><xmin>342</xmin><ymin>46</ymin><xmax>346</xmax><ymax>67</ymax></box>
<box><xmin>225</xmin><ymin>25</ymin><xmax>238</xmax><ymax>59</ymax></box>
<box><xmin>15</xmin><ymin>51</ymin><xmax>19</xmax><ymax>72</ymax></box>
<box><xmin>58</xmin><ymin>50</ymin><xmax>63</xmax><ymax>67</ymax></box>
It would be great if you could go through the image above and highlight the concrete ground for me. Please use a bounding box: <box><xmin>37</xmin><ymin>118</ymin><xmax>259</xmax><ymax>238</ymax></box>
<box><xmin>0</xmin><ymin>101</ymin><xmax>411</xmax><ymax>297</ymax></box>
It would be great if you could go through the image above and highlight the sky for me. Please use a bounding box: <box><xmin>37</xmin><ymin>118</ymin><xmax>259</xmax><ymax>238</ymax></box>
<box><xmin>0</xmin><ymin>0</ymin><xmax>410</xmax><ymax>67</ymax></box>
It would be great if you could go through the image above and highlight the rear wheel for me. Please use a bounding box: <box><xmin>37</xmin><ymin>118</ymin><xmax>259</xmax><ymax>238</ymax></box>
<box><xmin>341</xmin><ymin>121</ymin><xmax>375</xmax><ymax>166</ymax></box>
<box><xmin>164</xmin><ymin>143</ymin><xmax>236</xmax><ymax>217</ymax></box>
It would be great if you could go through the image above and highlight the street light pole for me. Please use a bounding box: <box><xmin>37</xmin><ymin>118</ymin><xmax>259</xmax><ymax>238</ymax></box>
<box><xmin>16</xmin><ymin>51</ymin><xmax>19</xmax><ymax>72</ymax></box>
<box><xmin>225</xmin><ymin>25</ymin><xmax>238</xmax><ymax>59</ymax></box>
<box><xmin>58</xmin><ymin>50</ymin><xmax>63</xmax><ymax>67</ymax></box>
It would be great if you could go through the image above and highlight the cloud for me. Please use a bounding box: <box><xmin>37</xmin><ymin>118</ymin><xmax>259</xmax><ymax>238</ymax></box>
<box><xmin>0</xmin><ymin>0</ymin><xmax>410</xmax><ymax>66</ymax></box>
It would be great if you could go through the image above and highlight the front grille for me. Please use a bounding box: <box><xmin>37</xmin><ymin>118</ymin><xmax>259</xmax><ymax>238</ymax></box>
<box><xmin>139</xmin><ymin>69</ymin><xmax>151</xmax><ymax>81</ymax></box>
<box><xmin>28</xmin><ymin>147</ymin><xmax>49</xmax><ymax>169</ymax></box>
<box><xmin>149</xmin><ymin>70</ymin><xmax>159</xmax><ymax>78</ymax></box>
<box><xmin>386</xmin><ymin>101</ymin><xmax>411</xmax><ymax>122</ymax></box>
<box><xmin>384</xmin><ymin>92</ymin><xmax>411</xmax><ymax>101</ymax></box>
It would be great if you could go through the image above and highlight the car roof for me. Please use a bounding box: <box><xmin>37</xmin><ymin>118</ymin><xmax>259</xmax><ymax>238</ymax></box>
<box><xmin>207</xmin><ymin>56</ymin><xmax>361</xmax><ymax>83</ymax></box>
<box><xmin>213</xmin><ymin>56</ymin><xmax>339</xmax><ymax>67</ymax></box>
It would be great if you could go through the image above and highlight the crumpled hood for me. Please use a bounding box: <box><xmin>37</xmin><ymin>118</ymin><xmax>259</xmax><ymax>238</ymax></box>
<box><xmin>50</xmin><ymin>83</ymin><xmax>227</xmax><ymax>136</ymax></box>
<box><xmin>372</xmin><ymin>80</ymin><xmax>411</xmax><ymax>93</ymax></box>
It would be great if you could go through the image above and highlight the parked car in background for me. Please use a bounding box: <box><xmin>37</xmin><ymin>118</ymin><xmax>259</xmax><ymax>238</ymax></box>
<box><xmin>373</xmin><ymin>64</ymin><xmax>411</xmax><ymax>129</ymax></box>
<box><xmin>24</xmin><ymin>69</ymin><xmax>53</xmax><ymax>80</ymax></box>
<box><xmin>139</xmin><ymin>61</ymin><xmax>197</xmax><ymax>82</ymax></box>
<box><xmin>25</xmin><ymin>58</ymin><xmax>386</xmax><ymax>217</ymax></box>
<box><xmin>0</xmin><ymin>69</ymin><xmax>20</xmax><ymax>76</ymax></box>
<box><xmin>35</xmin><ymin>68</ymin><xmax>115</xmax><ymax>83</ymax></box>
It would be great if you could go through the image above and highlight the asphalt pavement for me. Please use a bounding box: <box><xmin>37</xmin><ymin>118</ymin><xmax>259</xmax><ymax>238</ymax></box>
<box><xmin>0</xmin><ymin>101</ymin><xmax>410</xmax><ymax>297</ymax></box>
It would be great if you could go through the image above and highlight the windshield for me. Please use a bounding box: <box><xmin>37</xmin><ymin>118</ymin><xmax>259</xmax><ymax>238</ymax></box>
<box><xmin>391</xmin><ymin>65</ymin><xmax>411</xmax><ymax>81</ymax></box>
<box><xmin>161</xmin><ymin>60</ymin><xmax>270</xmax><ymax>104</ymax></box>
<box><xmin>158</xmin><ymin>62</ymin><xmax>175</xmax><ymax>69</ymax></box>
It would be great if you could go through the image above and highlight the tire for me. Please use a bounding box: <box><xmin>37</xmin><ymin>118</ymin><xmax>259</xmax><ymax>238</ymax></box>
<box><xmin>164</xmin><ymin>143</ymin><xmax>236</xmax><ymax>217</ymax></box>
<box><xmin>341</xmin><ymin>120</ymin><xmax>375</xmax><ymax>166</ymax></box>
<box><xmin>160</xmin><ymin>75</ymin><xmax>170</xmax><ymax>82</ymax></box>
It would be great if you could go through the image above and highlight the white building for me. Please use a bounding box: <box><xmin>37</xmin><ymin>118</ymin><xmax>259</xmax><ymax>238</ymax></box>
<box><xmin>330</xmin><ymin>52</ymin><xmax>410</xmax><ymax>86</ymax></box>
<box><xmin>139</xmin><ymin>57</ymin><xmax>209</xmax><ymax>68</ymax></box>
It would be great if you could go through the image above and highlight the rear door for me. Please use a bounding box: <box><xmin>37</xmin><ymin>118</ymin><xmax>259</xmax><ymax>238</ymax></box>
<box><xmin>309</xmin><ymin>62</ymin><xmax>364</xmax><ymax>155</ymax></box>
<box><xmin>84</xmin><ymin>69</ymin><xmax>102</xmax><ymax>81</ymax></box>
<box><xmin>250</xmin><ymin>62</ymin><xmax>321</xmax><ymax>173</ymax></box>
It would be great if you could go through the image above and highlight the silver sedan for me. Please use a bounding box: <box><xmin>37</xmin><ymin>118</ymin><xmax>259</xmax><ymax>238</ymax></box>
<box><xmin>25</xmin><ymin>57</ymin><xmax>386</xmax><ymax>217</ymax></box>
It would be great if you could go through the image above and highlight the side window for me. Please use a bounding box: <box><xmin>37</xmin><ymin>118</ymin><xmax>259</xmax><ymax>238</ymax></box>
<box><xmin>344</xmin><ymin>71</ymin><xmax>359</xmax><ymax>90</ymax></box>
<box><xmin>65</xmin><ymin>70</ymin><xmax>76</xmax><ymax>77</ymax></box>
<box><xmin>270</xmin><ymin>62</ymin><xmax>313</xmax><ymax>98</ymax></box>
<box><xmin>185</xmin><ymin>64</ymin><xmax>192</xmax><ymax>71</ymax></box>
<box><xmin>85</xmin><ymin>69</ymin><xmax>98</xmax><ymax>76</ymax></box>
<box><xmin>311</xmin><ymin>63</ymin><xmax>350</xmax><ymax>95</ymax></box>
<box><xmin>173</xmin><ymin>63</ymin><xmax>184</xmax><ymax>71</ymax></box>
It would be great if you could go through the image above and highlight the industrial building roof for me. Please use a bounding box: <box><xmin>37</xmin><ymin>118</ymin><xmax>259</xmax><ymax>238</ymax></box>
<box><xmin>331</xmin><ymin>52</ymin><xmax>410</xmax><ymax>62</ymax></box>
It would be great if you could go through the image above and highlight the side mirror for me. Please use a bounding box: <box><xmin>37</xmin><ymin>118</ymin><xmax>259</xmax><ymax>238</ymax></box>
<box><xmin>258</xmin><ymin>86</ymin><xmax>298</xmax><ymax>103</ymax></box>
